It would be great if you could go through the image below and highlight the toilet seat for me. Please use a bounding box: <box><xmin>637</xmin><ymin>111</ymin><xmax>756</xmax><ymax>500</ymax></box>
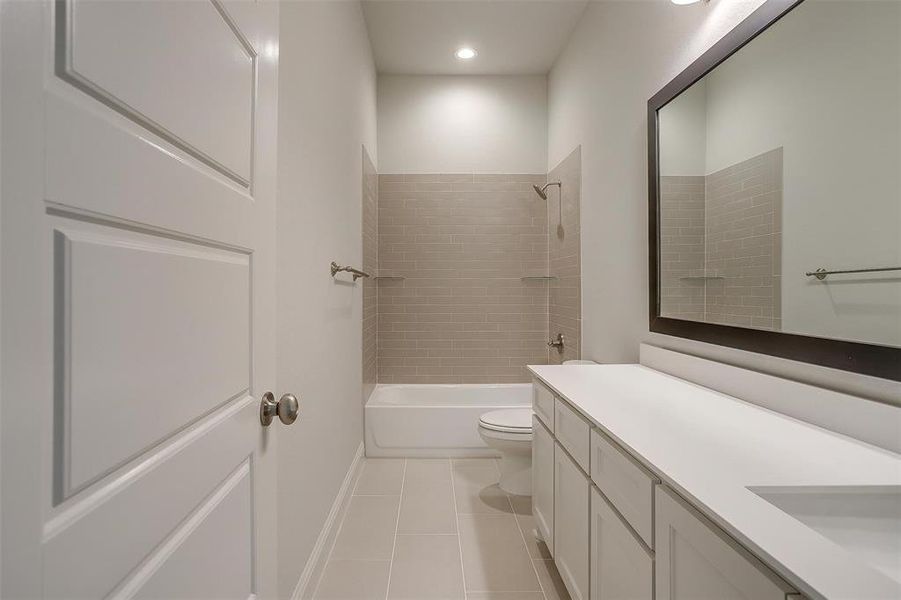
<box><xmin>478</xmin><ymin>408</ymin><xmax>532</xmax><ymax>434</ymax></box>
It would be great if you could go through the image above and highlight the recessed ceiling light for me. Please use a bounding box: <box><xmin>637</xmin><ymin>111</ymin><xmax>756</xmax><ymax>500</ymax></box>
<box><xmin>455</xmin><ymin>47</ymin><xmax>477</xmax><ymax>60</ymax></box>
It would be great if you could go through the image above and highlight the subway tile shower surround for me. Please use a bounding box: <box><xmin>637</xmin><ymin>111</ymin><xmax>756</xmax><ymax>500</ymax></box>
<box><xmin>660</xmin><ymin>148</ymin><xmax>783</xmax><ymax>330</ymax></box>
<box><xmin>547</xmin><ymin>148</ymin><xmax>582</xmax><ymax>364</ymax></box>
<box><xmin>362</xmin><ymin>148</ymin><xmax>378</xmax><ymax>401</ymax></box>
<box><xmin>377</xmin><ymin>174</ymin><xmax>551</xmax><ymax>383</ymax></box>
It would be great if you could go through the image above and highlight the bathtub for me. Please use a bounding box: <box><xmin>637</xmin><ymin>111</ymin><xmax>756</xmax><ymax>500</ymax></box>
<box><xmin>364</xmin><ymin>383</ymin><xmax>532</xmax><ymax>457</ymax></box>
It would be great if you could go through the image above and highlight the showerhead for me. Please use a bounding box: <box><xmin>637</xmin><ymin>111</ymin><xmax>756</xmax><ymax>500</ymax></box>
<box><xmin>532</xmin><ymin>181</ymin><xmax>561</xmax><ymax>200</ymax></box>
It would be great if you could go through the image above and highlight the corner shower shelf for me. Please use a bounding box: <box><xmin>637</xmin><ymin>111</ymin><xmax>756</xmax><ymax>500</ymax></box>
<box><xmin>521</xmin><ymin>276</ymin><xmax>558</xmax><ymax>281</ymax></box>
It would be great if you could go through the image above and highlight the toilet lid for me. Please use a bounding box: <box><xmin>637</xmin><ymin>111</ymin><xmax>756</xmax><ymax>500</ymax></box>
<box><xmin>479</xmin><ymin>409</ymin><xmax>533</xmax><ymax>434</ymax></box>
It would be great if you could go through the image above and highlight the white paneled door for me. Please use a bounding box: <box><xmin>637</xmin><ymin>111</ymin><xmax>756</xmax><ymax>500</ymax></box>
<box><xmin>1</xmin><ymin>1</ymin><xmax>280</xmax><ymax>598</ymax></box>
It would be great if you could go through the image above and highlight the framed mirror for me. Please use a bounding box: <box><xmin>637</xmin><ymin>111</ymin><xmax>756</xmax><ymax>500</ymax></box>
<box><xmin>648</xmin><ymin>0</ymin><xmax>900</xmax><ymax>381</ymax></box>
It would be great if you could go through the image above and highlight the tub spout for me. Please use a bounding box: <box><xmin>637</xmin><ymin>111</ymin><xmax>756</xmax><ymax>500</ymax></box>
<box><xmin>547</xmin><ymin>333</ymin><xmax>565</xmax><ymax>350</ymax></box>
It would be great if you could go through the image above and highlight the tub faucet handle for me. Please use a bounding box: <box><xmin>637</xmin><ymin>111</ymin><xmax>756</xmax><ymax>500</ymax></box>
<box><xmin>547</xmin><ymin>333</ymin><xmax>565</xmax><ymax>350</ymax></box>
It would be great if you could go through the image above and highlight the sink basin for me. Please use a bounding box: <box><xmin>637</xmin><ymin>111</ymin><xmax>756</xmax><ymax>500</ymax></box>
<box><xmin>750</xmin><ymin>485</ymin><xmax>901</xmax><ymax>584</ymax></box>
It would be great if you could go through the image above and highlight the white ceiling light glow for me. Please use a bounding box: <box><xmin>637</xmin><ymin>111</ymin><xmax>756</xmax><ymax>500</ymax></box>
<box><xmin>671</xmin><ymin>0</ymin><xmax>703</xmax><ymax>4</ymax></box>
<box><xmin>455</xmin><ymin>47</ymin><xmax>477</xmax><ymax>60</ymax></box>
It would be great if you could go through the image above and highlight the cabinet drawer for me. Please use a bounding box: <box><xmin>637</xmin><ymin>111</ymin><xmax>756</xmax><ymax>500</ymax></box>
<box><xmin>533</xmin><ymin>380</ymin><xmax>555</xmax><ymax>430</ymax></box>
<box><xmin>591</xmin><ymin>486</ymin><xmax>653</xmax><ymax>600</ymax></box>
<box><xmin>655</xmin><ymin>485</ymin><xmax>797</xmax><ymax>600</ymax></box>
<box><xmin>555</xmin><ymin>399</ymin><xmax>590</xmax><ymax>471</ymax></box>
<box><xmin>591</xmin><ymin>428</ymin><xmax>659</xmax><ymax>549</ymax></box>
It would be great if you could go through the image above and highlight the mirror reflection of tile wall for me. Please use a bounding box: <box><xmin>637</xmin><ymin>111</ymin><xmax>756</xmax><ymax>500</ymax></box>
<box><xmin>660</xmin><ymin>149</ymin><xmax>782</xmax><ymax>331</ymax></box>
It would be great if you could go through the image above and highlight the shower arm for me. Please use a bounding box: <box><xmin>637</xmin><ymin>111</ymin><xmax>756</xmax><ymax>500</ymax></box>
<box><xmin>330</xmin><ymin>261</ymin><xmax>371</xmax><ymax>281</ymax></box>
<box><xmin>544</xmin><ymin>182</ymin><xmax>563</xmax><ymax>225</ymax></box>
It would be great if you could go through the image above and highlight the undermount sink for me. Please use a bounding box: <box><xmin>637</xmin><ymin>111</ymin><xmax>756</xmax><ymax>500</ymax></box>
<box><xmin>749</xmin><ymin>485</ymin><xmax>901</xmax><ymax>584</ymax></box>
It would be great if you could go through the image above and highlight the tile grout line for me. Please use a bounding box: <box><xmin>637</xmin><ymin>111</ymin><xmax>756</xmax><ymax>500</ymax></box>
<box><xmin>494</xmin><ymin>459</ymin><xmax>549</xmax><ymax>600</ymax></box>
<box><xmin>351</xmin><ymin>493</ymin><xmax>405</xmax><ymax>497</ymax></box>
<box><xmin>384</xmin><ymin>458</ymin><xmax>407</xmax><ymax>600</ymax></box>
<box><xmin>449</xmin><ymin>458</ymin><xmax>470</xmax><ymax>600</ymax></box>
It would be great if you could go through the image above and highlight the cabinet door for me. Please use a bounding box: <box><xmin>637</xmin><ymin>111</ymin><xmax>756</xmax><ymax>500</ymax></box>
<box><xmin>591</xmin><ymin>487</ymin><xmax>653</xmax><ymax>600</ymax></box>
<box><xmin>533</xmin><ymin>415</ymin><xmax>555</xmax><ymax>553</ymax></box>
<box><xmin>655</xmin><ymin>486</ymin><xmax>797</xmax><ymax>600</ymax></box>
<box><xmin>590</xmin><ymin>487</ymin><xmax>654</xmax><ymax>600</ymax></box>
<box><xmin>555</xmin><ymin>443</ymin><xmax>590</xmax><ymax>600</ymax></box>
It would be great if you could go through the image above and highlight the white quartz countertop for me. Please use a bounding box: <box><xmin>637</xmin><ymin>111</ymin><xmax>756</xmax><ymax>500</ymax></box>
<box><xmin>528</xmin><ymin>364</ymin><xmax>901</xmax><ymax>600</ymax></box>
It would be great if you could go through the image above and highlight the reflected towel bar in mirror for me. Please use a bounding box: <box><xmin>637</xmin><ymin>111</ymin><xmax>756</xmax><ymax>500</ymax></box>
<box><xmin>330</xmin><ymin>262</ymin><xmax>371</xmax><ymax>281</ymax></box>
<box><xmin>806</xmin><ymin>266</ymin><xmax>901</xmax><ymax>281</ymax></box>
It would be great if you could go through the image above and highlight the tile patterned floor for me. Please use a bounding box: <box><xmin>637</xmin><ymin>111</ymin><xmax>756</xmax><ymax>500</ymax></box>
<box><xmin>313</xmin><ymin>458</ymin><xmax>571</xmax><ymax>600</ymax></box>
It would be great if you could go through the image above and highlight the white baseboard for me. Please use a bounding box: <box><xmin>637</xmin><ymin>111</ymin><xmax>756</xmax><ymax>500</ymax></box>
<box><xmin>291</xmin><ymin>441</ymin><xmax>365</xmax><ymax>600</ymax></box>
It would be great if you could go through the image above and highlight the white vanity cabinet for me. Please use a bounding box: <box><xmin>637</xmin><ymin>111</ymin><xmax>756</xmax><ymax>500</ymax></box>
<box><xmin>554</xmin><ymin>442</ymin><xmax>590</xmax><ymax>600</ymax></box>
<box><xmin>655</xmin><ymin>486</ymin><xmax>799</xmax><ymax>600</ymax></box>
<box><xmin>532</xmin><ymin>414</ymin><xmax>555</xmax><ymax>553</ymax></box>
<box><xmin>531</xmin><ymin>377</ymin><xmax>804</xmax><ymax>600</ymax></box>
<box><xmin>591</xmin><ymin>486</ymin><xmax>653</xmax><ymax>600</ymax></box>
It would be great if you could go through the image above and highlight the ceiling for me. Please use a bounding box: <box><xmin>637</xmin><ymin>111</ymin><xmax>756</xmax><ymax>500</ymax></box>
<box><xmin>361</xmin><ymin>1</ymin><xmax>590</xmax><ymax>75</ymax></box>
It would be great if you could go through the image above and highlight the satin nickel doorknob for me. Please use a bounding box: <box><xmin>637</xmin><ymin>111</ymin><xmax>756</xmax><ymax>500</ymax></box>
<box><xmin>260</xmin><ymin>392</ymin><xmax>300</xmax><ymax>426</ymax></box>
<box><xmin>277</xmin><ymin>393</ymin><xmax>299</xmax><ymax>424</ymax></box>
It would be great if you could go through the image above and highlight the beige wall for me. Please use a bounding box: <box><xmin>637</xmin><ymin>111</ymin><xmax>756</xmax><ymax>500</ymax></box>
<box><xmin>548</xmin><ymin>0</ymin><xmax>899</xmax><ymax>403</ymax></box>
<box><xmin>547</xmin><ymin>147</ymin><xmax>582</xmax><ymax>364</ymax></box>
<box><xmin>276</xmin><ymin>1</ymin><xmax>378</xmax><ymax>596</ymax></box>
<box><xmin>377</xmin><ymin>173</ymin><xmax>549</xmax><ymax>383</ymax></box>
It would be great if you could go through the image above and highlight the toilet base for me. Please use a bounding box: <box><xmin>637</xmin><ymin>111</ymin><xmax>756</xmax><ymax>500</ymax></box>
<box><xmin>478</xmin><ymin>421</ymin><xmax>533</xmax><ymax>497</ymax></box>
<box><xmin>497</xmin><ymin>452</ymin><xmax>532</xmax><ymax>496</ymax></box>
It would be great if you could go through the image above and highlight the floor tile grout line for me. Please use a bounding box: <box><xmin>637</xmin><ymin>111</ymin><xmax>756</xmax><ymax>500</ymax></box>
<box><xmin>495</xmin><ymin>459</ymin><xmax>549</xmax><ymax>600</ymax></box>
<box><xmin>384</xmin><ymin>458</ymin><xmax>407</xmax><ymax>600</ymax></box>
<box><xmin>320</xmin><ymin>458</ymin><xmax>549</xmax><ymax>600</ymax></box>
<box><xmin>449</xmin><ymin>458</ymin><xmax>469</xmax><ymax>599</ymax></box>
<box><xmin>351</xmin><ymin>493</ymin><xmax>403</xmax><ymax>497</ymax></box>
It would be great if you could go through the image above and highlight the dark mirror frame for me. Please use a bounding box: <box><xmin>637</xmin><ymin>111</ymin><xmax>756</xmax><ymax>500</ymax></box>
<box><xmin>648</xmin><ymin>0</ymin><xmax>900</xmax><ymax>382</ymax></box>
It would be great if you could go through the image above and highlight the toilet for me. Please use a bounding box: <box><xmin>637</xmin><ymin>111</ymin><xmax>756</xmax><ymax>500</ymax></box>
<box><xmin>478</xmin><ymin>408</ymin><xmax>533</xmax><ymax>496</ymax></box>
<box><xmin>478</xmin><ymin>359</ymin><xmax>596</xmax><ymax>496</ymax></box>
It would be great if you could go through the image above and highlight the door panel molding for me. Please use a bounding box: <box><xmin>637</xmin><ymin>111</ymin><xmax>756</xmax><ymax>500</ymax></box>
<box><xmin>43</xmin><ymin>398</ymin><xmax>256</xmax><ymax>599</ymax></box>
<box><xmin>55</xmin><ymin>0</ymin><xmax>257</xmax><ymax>187</ymax></box>
<box><xmin>45</xmin><ymin>93</ymin><xmax>255</xmax><ymax>249</ymax></box>
<box><xmin>53</xmin><ymin>223</ymin><xmax>251</xmax><ymax>500</ymax></box>
<box><xmin>112</xmin><ymin>459</ymin><xmax>254</xmax><ymax>600</ymax></box>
